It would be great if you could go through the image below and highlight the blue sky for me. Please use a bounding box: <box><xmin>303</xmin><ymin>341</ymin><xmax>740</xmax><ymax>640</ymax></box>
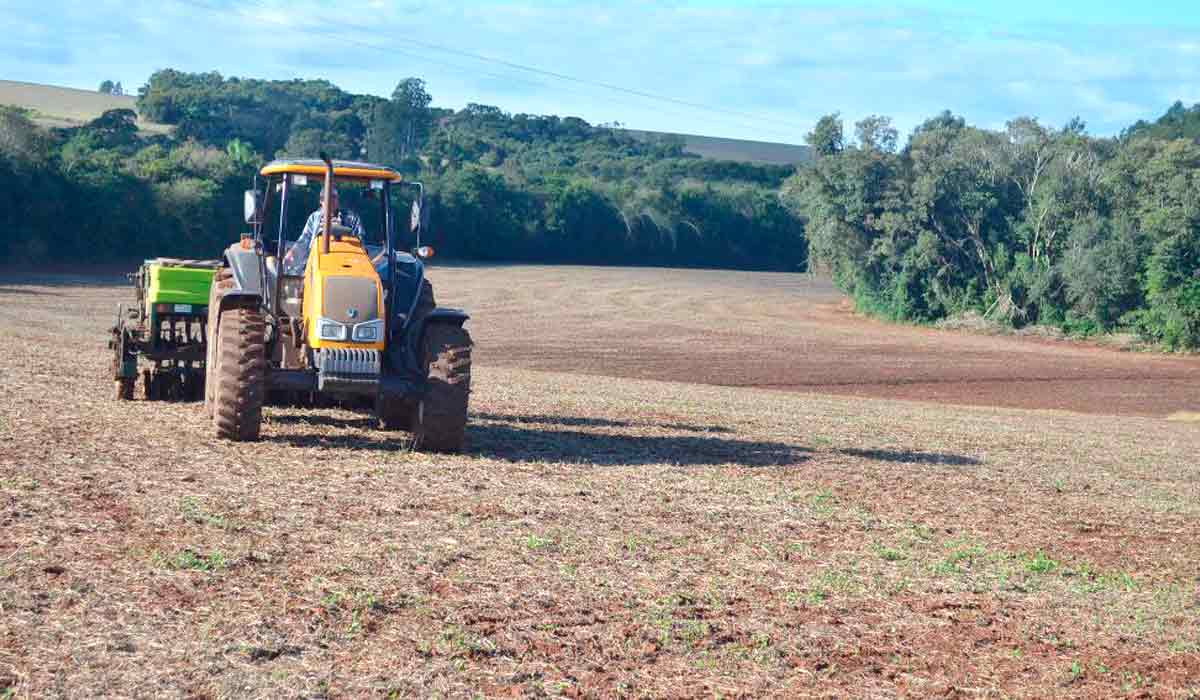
<box><xmin>6</xmin><ymin>0</ymin><xmax>1200</xmax><ymax>143</ymax></box>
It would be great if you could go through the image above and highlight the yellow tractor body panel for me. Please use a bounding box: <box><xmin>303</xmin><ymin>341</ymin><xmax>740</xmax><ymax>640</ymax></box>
<box><xmin>302</xmin><ymin>236</ymin><xmax>386</xmax><ymax>351</ymax></box>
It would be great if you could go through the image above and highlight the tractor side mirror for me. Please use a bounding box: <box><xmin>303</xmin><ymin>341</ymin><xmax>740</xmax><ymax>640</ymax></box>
<box><xmin>409</xmin><ymin>199</ymin><xmax>422</xmax><ymax>235</ymax></box>
<box><xmin>407</xmin><ymin>181</ymin><xmax>426</xmax><ymax>248</ymax></box>
<box><xmin>243</xmin><ymin>190</ymin><xmax>262</xmax><ymax>224</ymax></box>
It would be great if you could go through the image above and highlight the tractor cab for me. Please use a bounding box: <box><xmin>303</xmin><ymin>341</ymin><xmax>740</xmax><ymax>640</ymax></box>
<box><xmin>250</xmin><ymin>159</ymin><xmax>429</xmax><ymax>327</ymax></box>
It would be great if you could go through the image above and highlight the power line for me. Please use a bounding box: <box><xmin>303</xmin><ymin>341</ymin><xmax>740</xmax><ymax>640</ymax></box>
<box><xmin>172</xmin><ymin>0</ymin><xmax>804</xmax><ymax>140</ymax></box>
<box><xmin>337</xmin><ymin>20</ymin><xmax>806</xmax><ymax>132</ymax></box>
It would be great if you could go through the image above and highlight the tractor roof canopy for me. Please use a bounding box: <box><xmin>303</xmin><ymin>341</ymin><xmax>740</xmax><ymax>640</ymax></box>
<box><xmin>260</xmin><ymin>159</ymin><xmax>403</xmax><ymax>182</ymax></box>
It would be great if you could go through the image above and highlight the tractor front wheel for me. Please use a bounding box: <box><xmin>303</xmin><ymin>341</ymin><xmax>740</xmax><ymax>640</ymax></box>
<box><xmin>209</xmin><ymin>307</ymin><xmax>267</xmax><ymax>441</ymax></box>
<box><xmin>115</xmin><ymin>378</ymin><xmax>134</xmax><ymax>401</ymax></box>
<box><xmin>412</xmin><ymin>323</ymin><xmax>472</xmax><ymax>452</ymax></box>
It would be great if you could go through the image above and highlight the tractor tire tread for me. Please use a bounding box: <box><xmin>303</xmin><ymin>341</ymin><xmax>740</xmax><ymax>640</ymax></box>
<box><xmin>212</xmin><ymin>307</ymin><xmax>266</xmax><ymax>441</ymax></box>
<box><xmin>414</xmin><ymin>324</ymin><xmax>471</xmax><ymax>452</ymax></box>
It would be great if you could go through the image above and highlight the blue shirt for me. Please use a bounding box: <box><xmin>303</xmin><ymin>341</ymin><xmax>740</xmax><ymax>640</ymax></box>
<box><xmin>284</xmin><ymin>208</ymin><xmax>365</xmax><ymax>275</ymax></box>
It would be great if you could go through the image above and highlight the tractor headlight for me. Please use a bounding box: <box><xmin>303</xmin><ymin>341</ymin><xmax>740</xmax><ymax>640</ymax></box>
<box><xmin>317</xmin><ymin>319</ymin><xmax>348</xmax><ymax>341</ymax></box>
<box><xmin>352</xmin><ymin>319</ymin><xmax>384</xmax><ymax>342</ymax></box>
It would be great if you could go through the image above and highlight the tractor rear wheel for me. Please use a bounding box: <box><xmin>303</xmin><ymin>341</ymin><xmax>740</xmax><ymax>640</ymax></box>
<box><xmin>204</xmin><ymin>269</ymin><xmax>233</xmax><ymax>418</ymax></box>
<box><xmin>413</xmin><ymin>323</ymin><xmax>472</xmax><ymax>452</ymax></box>
<box><xmin>210</xmin><ymin>307</ymin><xmax>267</xmax><ymax>441</ymax></box>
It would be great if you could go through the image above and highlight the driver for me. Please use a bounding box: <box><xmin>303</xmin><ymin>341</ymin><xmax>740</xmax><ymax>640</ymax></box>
<box><xmin>282</xmin><ymin>184</ymin><xmax>365</xmax><ymax>275</ymax></box>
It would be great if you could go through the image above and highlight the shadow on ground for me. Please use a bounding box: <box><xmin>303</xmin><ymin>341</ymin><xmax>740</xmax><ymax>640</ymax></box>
<box><xmin>471</xmin><ymin>411</ymin><xmax>733</xmax><ymax>434</ymax></box>
<box><xmin>269</xmin><ymin>432</ymin><xmax>413</xmax><ymax>451</ymax></box>
<box><xmin>468</xmin><ymin>419</ymin><xmax>808</xmax><ymax>467</ymax></box>
<box><xmin>836</xmin><ymin>447</ymin><xmax>981</xmax><ymax>466</ymax></box>
<box><xmin>262</xmin><ymin>411</ymin><xmax>978</xmax><ymax>469</ymax></box>
<box><xmin>267</xmin><ymin>413</ymin><xmax>379</xmax><ymax>430</ymax></box>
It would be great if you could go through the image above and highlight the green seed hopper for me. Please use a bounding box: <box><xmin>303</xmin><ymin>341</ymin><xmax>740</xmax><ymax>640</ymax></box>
<box><xmin>109</xmin><ymin>258</ymin><xmax>222</xmax><ymax>401</ymax></box>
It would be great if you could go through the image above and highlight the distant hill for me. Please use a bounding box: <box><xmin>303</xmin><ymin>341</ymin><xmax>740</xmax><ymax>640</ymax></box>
<box><xmin>1</xmin><ymin>79</ymin><xmax>808</xmax><ymax>165</ymax></box>
<box><xmin>0</xmin><ymin>79</ymin><xmax>169</xmax><ymax>133</ymax></box>
<box><xmin>624</xmin><ymin>129</ymin><xmax>811</xmax><ymax>165</ymax></box>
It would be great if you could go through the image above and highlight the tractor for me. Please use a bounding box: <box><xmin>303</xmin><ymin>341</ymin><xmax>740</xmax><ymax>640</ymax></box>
<box><xmin>205</xmin><ymin>155</ymin><xmax>472</xmax><ymax>450</ymax></box>
<box><xmin>110</xmin><ymin>258</ymin><xmax>221</xmax><ymax>401</ymax></box>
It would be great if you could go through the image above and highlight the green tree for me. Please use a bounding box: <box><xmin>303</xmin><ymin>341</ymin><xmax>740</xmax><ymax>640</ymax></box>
<box><xmin>1059</xmin><ymin>216</ymin><xmax>1144</xmax><ymax>329</ymax></box>
<box><xmin>805</xmin><ymin>113</ymin><xmax>844</xmax><ymax>157</ymax></box>
<box><xmin>0</xmin><ymin>106</ymin><xmax>47</xmax><ymax>164</ymax></box>
<box><xmin>855</xmin><ymin>115</ymin><xmax>898</xmax><ymax>153</ymax></box>
<box><xmin>277</xmin><ymin>128</ymin><xmax>356</xmax><ymax>160</ymax></box>
<box><xmin>389</xmin><ymin>77</ymin><xmax>433</xmax><ymax>159</ymax></box>
<box><xmin>392</xmin><ymin>77</ymin><xmax>432</xmax><ymax>112</ymax></box>
<box><xmin>225</xmin><ymin>138</ymin><xmax>259</xmax><ymax>173</ymax></box>
<box><xmin>545</xmin><ymin>182</ymin><xmax>626</xmax><ymax>261</ymax></box>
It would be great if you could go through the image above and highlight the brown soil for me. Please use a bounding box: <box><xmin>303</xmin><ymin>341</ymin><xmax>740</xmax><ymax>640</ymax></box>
<box><xmin>427</xmin><ymin>265</ymin><xmax>1200</xmax><ymax>417</ymax></box>
<box><xmin>1</xmin><ymin>266</ymin><xmax>1198</xmax><ymax>698</ymax></box>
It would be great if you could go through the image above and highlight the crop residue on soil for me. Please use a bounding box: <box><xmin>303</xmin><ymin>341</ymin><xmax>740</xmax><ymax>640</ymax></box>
<box><xmin>1</xmin><ymin>266</ymin><xmax>1198</xmax><ymax>697</ymax></box>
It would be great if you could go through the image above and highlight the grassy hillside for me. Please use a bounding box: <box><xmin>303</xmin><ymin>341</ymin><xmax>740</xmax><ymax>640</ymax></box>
<box><xmin>625</xmin><ymin>129</ymin><xmax>811</xmax><ymax>165</ymax></box>
<box><xmin>0</xmin><ymin>79</ymin><xmax>168</xmax><ymax>133</ymax></box>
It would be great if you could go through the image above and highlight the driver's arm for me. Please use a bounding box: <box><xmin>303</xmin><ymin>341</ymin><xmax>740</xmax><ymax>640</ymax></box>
<box><xmin>371</xmin><ymin>247</ymin><xmax>387</xmax><ymax>266</ymax></box>
<box><xmin>283</xmin><ymin>212</ymin><xmax>318</xmax><ymax>268</ymax></box>
<box><xmin>348</xmin><ymin>211</ymin><xmax>366</xmax><ymax>239</ymax></box>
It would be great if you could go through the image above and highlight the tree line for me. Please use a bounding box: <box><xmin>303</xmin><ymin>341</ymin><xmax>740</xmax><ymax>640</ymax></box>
<box><xmin>1</xmin><ymin>70</ymin><xmax>806</xmax><ymax>272</ymax></box>
<box><xmin>130</xmin><ymin>69</ymin><xmax>808</xmax><ymax>271</ymax></box>
<box><xmin>788</xmin><ymin>109</ymin><xmax>1200</xmax><ymax>349</ymax></box>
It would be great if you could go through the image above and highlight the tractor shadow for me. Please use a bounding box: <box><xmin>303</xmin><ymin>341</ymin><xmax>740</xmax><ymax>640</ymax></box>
<box><xmin>471</xmin><ymin>411</ymin><xmax>734</xmax><ymax>434</ymax></box>
<box><xmin>265</xmin><ymin>410</ymin><xmax>394</xmax><ymax>450</ymax></box>
<box><xmin>467</xmin><ymin>415</ymin><xmax>808</xmax><ymax>468</ymax></box>
<box><xmin>835</xmin><ymin>447</ymin><xmax>981</xmax><ymax>467</ymax></box>
<box><xmin>268</xmin><ymin>412</ymin><xmax>379</xmax><ymax>430</ymax></box>
<box><xmin>263</xmin><ymin>411</ymin><xmax>978</xmax><ymax>470</ymax></box>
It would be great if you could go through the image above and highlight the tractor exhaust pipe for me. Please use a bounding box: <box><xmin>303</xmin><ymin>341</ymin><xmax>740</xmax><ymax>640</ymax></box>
<box><xmin>320</xmin><ymin>152</ymin><xmax>334</xmax><ymax>256</ymax></box>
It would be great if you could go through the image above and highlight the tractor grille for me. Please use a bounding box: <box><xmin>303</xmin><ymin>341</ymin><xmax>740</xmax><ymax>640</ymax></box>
<box><xmin>316</xmin><ymin>348</ymin><xmax>381</xmax><ymax>393</ymax></box>
<box><xmin>322</xmin><ymin>276</ymin><xmax>378</xmax><ymax>325</ymax></box>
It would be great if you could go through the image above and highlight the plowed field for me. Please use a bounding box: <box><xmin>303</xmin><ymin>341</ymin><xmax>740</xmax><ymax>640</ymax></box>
<box><xmin>1</xmin><ymin>265</ymin><xmax>1197</xmax><ymax>698</ymax></box>
<box><xmin>442</xmin><ymin>264</ymin><xmax>1199</xmax><ymax>417</ymax></box>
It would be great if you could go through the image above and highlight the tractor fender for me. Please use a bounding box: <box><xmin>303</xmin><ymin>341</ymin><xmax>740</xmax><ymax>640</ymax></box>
<box><xmin>216</xmin><ymin>244</ymin><xmax>266</xmax><ymax>314</ymax></box>
<box><xmin>416</xmin><ymin>308</ymin><xmax>469</xmax><ymax>338</ymax></box>
<box><xmin>402</xmin><ymin>308</ymin><xmax>469</xmax><ymax>368</ymax></box>
<box><xmin>224</xmin><ymin>244</ymin><xmax>265</xmax><ymax>296</ymax></box>
<box><xmin>217</xmin><ymin>291</ymin><xmax>263</xmax><ymax>314</ymax></box>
